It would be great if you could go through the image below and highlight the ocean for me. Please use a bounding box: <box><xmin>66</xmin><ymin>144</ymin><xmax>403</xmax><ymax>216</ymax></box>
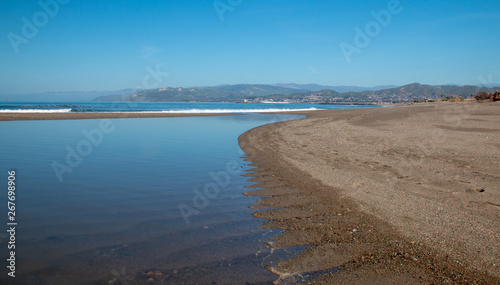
<box><xmin>0</xmin><ymin>102</ymin><xmax>380</xmax><ymax>284</ymax></box>
<box><xmin>0</xmin><ymin>101</ymin><xmax>378</xmax><ymax>113</ymax></box>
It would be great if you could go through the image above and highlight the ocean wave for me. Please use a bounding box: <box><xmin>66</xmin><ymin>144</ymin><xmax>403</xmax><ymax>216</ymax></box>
<box><xmin>0</xmin><ymin>107</ymin><xmax>321</xmax><ymax>114</ymax></box>
<box><xmin>132</xmin><ymin>107</ymin><xmax>321</xmax><ymax>113</ymax></box>
<box><xmin>0</xmin><ymin>109</ymin><xmax>73</xmax><ymax>113</ymax></box>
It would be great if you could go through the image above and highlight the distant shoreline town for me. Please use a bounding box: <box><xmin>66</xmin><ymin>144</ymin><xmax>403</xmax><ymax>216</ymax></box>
<box><xmin>3</xmin><ymin>83</ymin><xmax>499</xmax><ymax>104</ymax></box>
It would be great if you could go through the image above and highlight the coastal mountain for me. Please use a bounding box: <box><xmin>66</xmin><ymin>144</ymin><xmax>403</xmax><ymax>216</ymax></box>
<box><xmin>336</xmin><ymin>83</ymin><xmax>499</xmax><ymax>102</ymax></box>
<box><xmin>104</xmin><ymin>85</ymin><xmax>309</xmax><ymax>103</ymax></box>
<box><xmin>273</xmin><ymin>83</ymin><xmax>398</xmax><ymax>93</ymax></box>
<box><xmin>288</xmin><ymin>83</ymin><xmax>499</xmax><ymax>103</ymax></box>
<box><xmin>123</xmin><ymin>87</ymin><xmax>237</xmax><ymax>102</ymax></box>
<box><xmin>211</xmin><ymin>84</ymin><xmax>309</xmax><ymax>96</ymax></box>
<box><xmin>95</xmin><ymin>83</ymin><xmax>500</xmax><ymax>103</ymax></box>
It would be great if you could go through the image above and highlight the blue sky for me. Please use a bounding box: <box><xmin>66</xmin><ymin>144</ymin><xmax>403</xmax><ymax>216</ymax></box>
<box><xmin>1</xmin><ymin>0</ymin><xmax>499</xmax><ymax>94</ymax></box>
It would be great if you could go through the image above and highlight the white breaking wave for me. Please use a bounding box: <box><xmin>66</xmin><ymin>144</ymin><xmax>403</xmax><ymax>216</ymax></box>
<box><xmin>0</xmin><ymin>107</ymin><xmax>322</xmax><ymax>114</ymax></box>
<box><xmin>0</xmin><ymin>109</ymin><xmax>72</xmax><ymax>113</ymax></box>
<box><xmin>134</xmin><ymin>107</ymin><xmax>321</xmax><ymax>113</ymax></box>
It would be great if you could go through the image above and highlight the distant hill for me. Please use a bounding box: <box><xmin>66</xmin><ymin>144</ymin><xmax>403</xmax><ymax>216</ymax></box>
<box><xmin>271</xmin><ymin>83</ymin><xmax>500</xmax><ymax>103</ymax></box>
<box><xmin>273</xmin><ymin>83</ymin><xmax>398</xmax><ymax>93</ymax></box>
<box><xmin>109</xmin><ymin>85</ymin><xmax>309</xmax><ymax>102</ymax></box>
<box><xmin>122</xmin><ymin>87</ymin><xmax>235</xmax><ymax>102</ymax></box>
<box><xmin>341</xmin><ymin>83</ymin><xmax>499</xmax><ymax>102</ymax></box>
<box><xmin>5</xmin><ymin>83</ymin><xmax>499</xmax><ymax>103</ymax></box>
<box><xmin>212</xmin><ymin>84</ymin><xmax>309</xmax><ymax>96</ymax></box>
<box><xmin>100</xmin><ymin>83</ymin><xmax>500</xmax><ymax>103</ymax></box>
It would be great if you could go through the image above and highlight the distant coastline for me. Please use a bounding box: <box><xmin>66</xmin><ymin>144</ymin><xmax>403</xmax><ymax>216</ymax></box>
<box><xmin>4</xmin><ymin>83</ymin><xmax>499</xmax><ymax>104</ymax></box>
<box><xmin>94</xmin><ymin>83</ymin><xmax>499</xmax><ymax>104</ymax></box>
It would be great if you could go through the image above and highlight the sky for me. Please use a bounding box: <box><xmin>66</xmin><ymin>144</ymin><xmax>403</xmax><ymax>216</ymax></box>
<box><xmin>1</xmin><ymin>0</ymin><xmax>499</xmax><ymax>94</ymax></box>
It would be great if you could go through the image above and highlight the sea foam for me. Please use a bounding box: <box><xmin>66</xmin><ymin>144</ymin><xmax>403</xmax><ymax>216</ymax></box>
<box><xmin>131</xmin><ymin>107</ymin><xmax>320</xmax><ymax>113</ymax></box>
<box><xmin>0</xmin><ymin>109</ymin><xmax>72</xmax><ymax>113</ymax></box>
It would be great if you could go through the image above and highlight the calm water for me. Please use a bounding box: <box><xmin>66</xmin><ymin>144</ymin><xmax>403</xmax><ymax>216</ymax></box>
<box><xmin>0</xmin><ymin>114</ymin><xmax>310</xmax><ymax>284</ymax></box>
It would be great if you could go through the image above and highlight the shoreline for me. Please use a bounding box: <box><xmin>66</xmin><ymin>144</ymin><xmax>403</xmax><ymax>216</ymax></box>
<box><xmin>239</xmin><ymin>102</ymin><xmax>500</xmax><ymax>284</ymax></box>
<box><xmin>3</xmin><ymin>102</ymin><xmax>498</xmax><ymax>283</ymax></box>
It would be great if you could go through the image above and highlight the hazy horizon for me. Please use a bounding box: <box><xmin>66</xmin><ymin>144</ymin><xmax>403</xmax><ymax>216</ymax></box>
<box><xmin>3</xmin><ymin>82</ymin><xmax>500</xmax><ymax>97</ymax></box>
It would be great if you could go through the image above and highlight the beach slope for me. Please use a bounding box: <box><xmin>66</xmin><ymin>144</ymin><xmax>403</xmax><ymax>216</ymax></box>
<box><xmin>239</xmin><ymin>103</ymin><xmax>500</xmax><ymax>284</ymax></box>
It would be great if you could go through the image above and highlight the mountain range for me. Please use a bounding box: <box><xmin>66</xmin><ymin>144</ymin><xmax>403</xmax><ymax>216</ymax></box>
<box><xmin>94</xmin><ymin>83</ymin><xmax>500</xmax><ymax>103</ymax></box>
<box><xmin>92</xmin><ymin>83</ymin><xmax>396</xmax><ymax>102</ymax></box>
<box><xmin>272</xmin><ymin>83</ymin><xmax>397</xmax><ymax>93</ymax></box>
<box><xmin>2</xmin><ymin>83</ymin><xmax>499</xmax><ymax>103</ymax></box>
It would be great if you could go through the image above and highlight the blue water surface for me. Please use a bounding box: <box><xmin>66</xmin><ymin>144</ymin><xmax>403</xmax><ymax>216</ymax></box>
<box><xmin>0</xmin><ymin>113</ymin><xmax>310</xmax><ymax>284</ymax></box>
<box><xmin>0</xmin><ymin>101</ymin><xmax>378</xmax><ymax>113</ymax></box>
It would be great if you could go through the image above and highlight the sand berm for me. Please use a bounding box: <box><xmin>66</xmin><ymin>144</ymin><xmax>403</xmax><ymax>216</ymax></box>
<box><xmin>239</xmin><ymin>102</ymin><xmax>500</xmax><ymax>284</ymax></box>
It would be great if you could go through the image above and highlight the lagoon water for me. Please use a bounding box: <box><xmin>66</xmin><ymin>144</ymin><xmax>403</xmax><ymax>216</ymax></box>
<box><xmin>0</xmin><ymin>104</ymin><xmax>379</xmax><ymax>284</ymax></box>
<box><xmin>0</xmin><ymin>114</ymin><xmax>310</xmax><ymax>284</ymax></box>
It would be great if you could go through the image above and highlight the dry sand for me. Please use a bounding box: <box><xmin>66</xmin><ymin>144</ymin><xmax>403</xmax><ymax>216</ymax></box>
<box><xmin>239</xmin><ymin>102</ymin><xmax>500</xmax><ymax>284</ymax></box>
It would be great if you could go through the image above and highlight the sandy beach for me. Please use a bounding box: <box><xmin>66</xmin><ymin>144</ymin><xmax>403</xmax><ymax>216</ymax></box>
<box><xmin>239</xmin><ymin>102</ymin><xmax>500</xmax><ymax>284</ymax></box>
<box><xmin>2</xmin><ymin>103</ymin><xmax>499</xmax><ymax>283</ymax></box>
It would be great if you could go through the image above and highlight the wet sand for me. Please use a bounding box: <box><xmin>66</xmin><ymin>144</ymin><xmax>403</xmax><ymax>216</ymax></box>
<box><xmin>239</xmin><ymin>102</ymin><xmax>500</xmax><ymax>284</ymax></box>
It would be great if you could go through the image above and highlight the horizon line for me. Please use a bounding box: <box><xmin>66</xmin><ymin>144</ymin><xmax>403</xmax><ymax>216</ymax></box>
<box><xmin>4</xmin><ymin>82</ymin><xmax>500</xmax><ymax>96</ymax></box>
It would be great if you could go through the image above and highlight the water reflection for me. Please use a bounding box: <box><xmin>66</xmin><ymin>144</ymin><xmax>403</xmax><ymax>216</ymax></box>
<box><xmin>0</xmin><ymin>114</ymin><xmax>303</xmax><ymax>284</ymax></box>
